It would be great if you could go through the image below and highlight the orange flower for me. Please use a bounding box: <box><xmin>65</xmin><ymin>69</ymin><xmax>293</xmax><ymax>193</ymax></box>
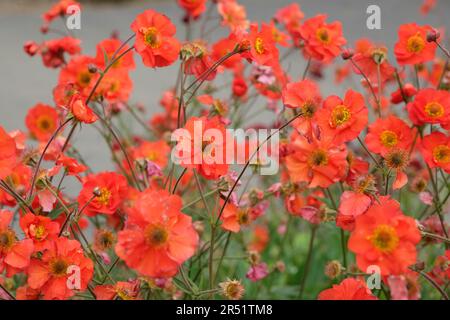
<box><xmin>299</xmin><ymin>14</ymin><xmax>346</xmax><ymax>62</ymax></box>
<box><xmin>220</xmin><ymin>202</ymin><xmax>251</xmax><ymax>233</ymax></box>
<box><xmin>0</xmin><ymin>164</ymin><xmax>32</xmax><ymax>207</ymax></box>
<box><xmin>97</xmin><ymin>70</ymin><xmax>133</xmax><ymax>103</ymax></box>
<box><xmin>212</xmin><ymin>35</ymin><xmax>243</xmax><ymax>70</ymax></box>
<box><xmin>394</xmin><ymin>23</ymin><xmax>436</xmax><ymax>65</ymax></box>
<box><xmin>274</xmin><ymin>3</ymin><xmax>304</xmax><ymax>43</ymax></box>
<box><xmin>68</xmin><ymin>93</ymin><xmax>98</xmax><ymax>124</ymax></box>
<box><xmin>27</xmin><ymin>237</ymin><xmax>94</xmax><ymax>300</ymax></box>
<box><xmin>178</xmin><ymin>0</ymin><xmax>207</xmax><ymax>18</ymax></box>
<box><xmin>55</xmin><ymin>155</ymin><xmax>87</xmax><ymax>176</ymax></box>
<box><xmin>421</xmin><ymin>131</ymin><xmax>450</xmax><ymax>173</ymax></box>
<box><xmin>0</xmin><ymin>210</ymin><xmax>34</xmax><ymax>276</ymax></box>
<box><xmin>242</xmin><ymin>23</ymin><xmax>279</xmax><ymax>67</ymax></box>
<box><xmin>77</xmin><ymin>172</ymin><xmax>128</xmax><ymax>216</ymax></box>
<box><xmin>285</xmin><ymin>131</ymin><xmax>347</xmax><ymax>188</ymax></box>
<box><xmin>20</xmin><ymin>213</ymin><xmax>60</xmax><ymax>252</ymax></box>
<box><xmin>352</xmin><ymin>38</ymin><xmax>395</xmax><ymax>85</ymax></box>
<box><xmin>174</xmin><ymin>116</ymin><xmax>230</xmax><ymax>180</ymax></box>
<box><xmin>25</xmin><ymin>104</ymin><xmax>59</xmax><ymax>141</ymax></box>
<box><xmin>0</xmin><ymin>126</ymin><xmax>18</xmax><ymax>180</ymax></box>
<box><xmin>42</xmin><ymin>0</ymin><xmax>80</xmax><ymax>24</ymax></box>
<box><xmin>94</xmin><ymin>38</ymin><xmax>135</xmax><ymax>71</ymax></box>
<box><xmin>115</xmin><ymin>189</ymin><xmax>198</xmax><ymax>278</ymax></box>
<box><xmin>183</xmin><ymin>41</ymin><xmax>217</xmax><ymax>81</ymax></box>
<box><xmin>318</xmin><ymin>278</ymin><xmax>377</xmax><ymax>300</ymax></box>
<box><xmin>407</xmin><ymin>88</ymin><xmax>450</xmax><ymax>126</ymax></box>
<box><xmin>217</xmin><ymin>0</ymin><xmax>249</xmax><ymax>32</ymax></box>
<box><xmin>348</xmin><ymin>197</ymin><xmax>421</xmax><ymax>276</ymax></box>
<box><xmin>131</xmin><ymin>9</ymin><xmax>181</xmax><ymax>68</ymax></box>
<box><xmin>59</xmin><ymin>55</ymin><xmax>100</xmax><ymax>98</ymax></box>
<box><xmin>365</xmin><ymin>115</ymin><xmax>415</xmax><ymax>156</ymax></box>
<box><xmin>316</xmin><ymin>89</ymin><xmax>368</xmax><ymax>144</ymax></box>
<box><xmin>282</xmin><ymin>79</ymin><xmax>322</xmax><ymax>136</ymax></box>
<box><xmin>247</xmin><ymin>225</ymin><xmax>269</xmax><ymax>253</ymax></box>
<box><xmin>130</xmin><ymin>140</ymin><xmax>170</xmax><ymax>169</ymax></box>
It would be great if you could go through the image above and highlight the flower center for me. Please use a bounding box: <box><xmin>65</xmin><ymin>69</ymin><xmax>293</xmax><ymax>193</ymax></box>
<box><xmin>49</xmin><ymin>258</ymin><xmax>69</xmax><ymax>276</ymax></box>
<box><xmin>309</xmin><ymin>149</ymin><xmax>329</xmax><ymax>167</ymax></box>
<box><xmin>433</xmin><ymin>145</ymin><xmax>450</xmax><ymax>164</ymax></box>
<box><xmin>330</xmin><ymin>105</ymin><xmax>351</xmax><ymax>127</ymax></box>
<box><xmin>254</xmin><ymin>37</ymin><xmax>265</xmax><ymax>55</ymax></box>
<box><xmin>316</xmin><ymin>27</ymin><xmax>330</xmax><ymax>44</ymax></box>
<box><xmin>29</xmin><ymin>224</ymin><xmax>47</xmax><ymax>241</ymax></box>
<box><xmin>37</xmin><ymin>116</ymin><xmax>55</xmax><ymax>132</ymax></box>
<box><xmin>406</xmin><ymin>34</ymin><xmax>425</xmax><ymax>53</ymax></box>
<box><xmin>237</xmin><ymin>209</ymin><xmax>250</xmax><ymax>226</ymax></box>
<box><xmin>0</xmin><ymin>230</ymin><xmax>15</xmax><ymax>250</ymax></box>
<box><xmin>369</xmin><ymin>224</ymin><xmax>399</xmax><ymax>253</ymax></box>
<box><xmin>424</xmin><ymin>101</ymin><xmax>444</xmax><ymax>119</ymax></box>
<box><xmin>96</xmin><ymin>187</ymin><xmax>112</xmax><ymax>206</ymax></box>
<box><xmin>142</xmin><ymin>27</ymin><xmax>161</xmax><ymax>49</ymax></box>
<box><xmin>145</xmin><ymin>225</ymin><xmax>169</xmax><ymax>247</ymax></box>
<box><xmin>77</xmin><ymin>71</ymin><xmax>92</xmax><ymax>87</ymax></box>
<box><xmin>380</xmin><ymin>130</ymin><xmax>398</xmax><ymax>148</ymax></box>
<box><xmin>302</xmin><ymin>101</ymin><xmax>316</xmax><ymax>118</ymax></box>
<box><xmin>385</xmin><ymin>149</ymin><xmax>409</xmax><ymax>169</ymax></box>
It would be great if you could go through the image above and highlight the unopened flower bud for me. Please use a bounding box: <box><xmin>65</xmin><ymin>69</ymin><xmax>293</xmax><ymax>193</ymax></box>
<box><xmin>88</xmin><ymin>64</ymin><xmax>98</xmax><ymax>74</ymax></box>
<box><xmin>24</xmin><ymin>41</ymin><xmax>40</xmax><ymax>56</ymax></box>
<box><xmin>341</xmin><ymin>48</ymin><xmax>354</xmax><ymax>60</ymax></box>
<box><xmin>427</xmin><ymin>28</ymin><xmax>440</xmax><ymax>42</ymax></box>
<box><xmin>93</xmin><ymin>187</ymin><xmax>102</xmax><ymax>197</ymax></box>
<box><xmin>275</xmin><ymin>260</ymin><xmax>286</xmax><ymax>273</ymax></box>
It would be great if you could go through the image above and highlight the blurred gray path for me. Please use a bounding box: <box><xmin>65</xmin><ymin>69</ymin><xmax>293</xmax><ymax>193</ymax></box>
<box><xmin>0</xmin><ymin>0</ymin><xmax>449</xmax><ymax>171</ymax></box>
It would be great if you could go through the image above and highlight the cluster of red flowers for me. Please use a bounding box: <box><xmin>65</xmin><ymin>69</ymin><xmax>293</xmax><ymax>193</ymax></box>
<box><xmin>0</xmin><ymin>0</ymin><xmax>449</xmax><ymax>300</ymax></box>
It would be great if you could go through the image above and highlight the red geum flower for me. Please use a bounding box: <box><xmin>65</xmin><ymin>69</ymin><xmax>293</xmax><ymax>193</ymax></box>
<box><xmin>77</xmin><ymin>171</ymin><xmax>128</xmax><ymax>216</ymax></box>
<box><xmin>42</xmin><ymin>0</ymin><xmax>81</xmax><ymax>25</ymax></box>
<box><xmin>19</xmin><ymin>213</ymin><xmax>60</xmax><ymax>252</ymax></box>
<box><xmin>59</xmin><ymin>55</ymin><xmax>99</xmax><ymax>98</ymax></box>
<box><xmin>407</xmin><ymin>88</ymin><xmax>450</xmax><ymax>127</ymax></box>
<box><xmin>25</xmin><ymin>103</ymin><xmax>59</xmax><ymax>142</ymax></box>
<box><xmin>299</xmin><ymin>14</ymin><xmax>346</xmax><ymax>63</ymax></box>
<box><xmin>318</xmin><ymin>278</ymin><xmax>377</xmax><ymax>300</ymax></box>
<box><xmin>0</xmin><ymin>210</ymin><xmax>34</xmax><ymax>277</ymax></box>
<box><xmin>173</xmin><ymin>116</ymin><xmax>230</xmax><ymax>180</ymax></box>
<box><xmin>183</xmin><ymin>41</ymin><xmax>217</xmax><ymax>81</ymax></box>
<box><xmin>394</xmin><ymin>23</ymin><xmax>437</xmax><ymax>65</ymax></box>
<box><xmin>274</xmin><ymin>3</ymin><xmax>304</xmax><ymax>43</ymax></box>
<box><xmin>0</xmin><ymin>164</ymin><xmax>32</xmax><ymax>207</ymax></box>
<box><xmin>0</xmin><ymin>126</ymin><xmax>18</xmax><ymax>180</ymax></box>
<box><xmin>40</xmin><ymin>37</ymin><xmax>81</xmax><ymax>68</ymax></box>
<box><xmin>94</xmin><ymin>38</ymin><xmax>135</xmax><ymax>71</ymax></box>
<box><xmin>348</xmin><ymin>197</ymin><xmax>421</xmax><ymax>276</ymax></box>
<box><xmin>242</xmin><ymin>23</ymin><xmax>279</xmax><ymax>67</ymax></box>
<box><xmin>352</xmin><ymin>38</ymin><xmax>395</xmax><ymax>85</ymax></box>
<box><xmin>212</xmin><ymin>35</ymin><xmax>243</xmax><ymax>70</ymax></box>
<box><xmin>220</xmin><ymin>202</ymin><xmax>251</xmax><ymax>233</ymax></box>
<box><xmin>178</xmin><ymin>0</ymin><xmax>207</xmax><ymax>19</ymax></box>
<box><xmin>55</xmin><ymin>155</ymin><xmax>87</xmax><ymax>176</ymax></box>
<box><xmin>315</xmin><ymin>89</ymin><xmax>368</xmax><ymax>144</ymax></box>
<box><xmin>282</xmin><ymin>79</ymin><xmax>322</xmax><ymax>136</ymax></box>
<box><xmin>365</xmin><ymin>115</ymin><xmax>415</xmax><ymax>156</ymax></box>
<box><xmin>131</xmin><ymin>9</ymin><xmax>181</xmax><ymax>68</ymax></box>
<box><xmin>97</xmin><ymin>70</ymin><xmax>133</xmax><ymax>103</ymax></box>
<box><xmin>420</xmin><ymin>131</ymin><xmax>450</xmax><ymax>173</ymax></box>
<box><xmin>68</xmin><ymin>93</ymin><xmax>98</xmax><ymax>124</ymax></box>
<box><xmin>115</xmin><ymin>189</ymin><xmax>198</xmax><ymax>278</ymax></box>
<box><xmin>217</xmin><ymin>0</ymin><xmax>249</xmax><ymax>33</ymax></box>
<box><xmin>27</xmin><ymin>237</ymin><xmax>94</xmax><ymax>300</ymax></box>
<box><xmin>130</xmin><ymin>140</ymin><xmax>171</xmax><ymax>169</ymax></box>
<box><xmin>390</xmin><ymin>83</ymin><xmax>417</xmax><ymax>104</ymax></box>
<box><xmin>94</xmin><ymin>280</ymin><xmax>140</xmax><ymax>300</ymax></box>
<box><xmin>285</xmin><ymin>131</ymin><xmax>348</xmax><ymax>188</ymax></box>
